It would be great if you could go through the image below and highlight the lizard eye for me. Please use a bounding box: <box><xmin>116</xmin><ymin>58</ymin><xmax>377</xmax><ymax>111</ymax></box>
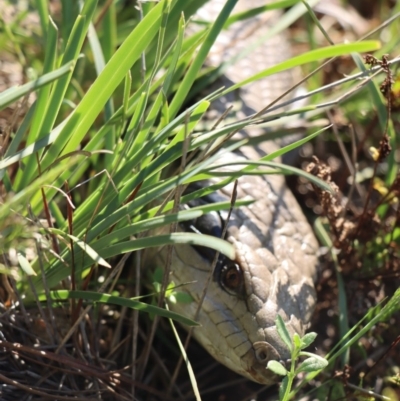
<box><xmin>219</xmin><ymin>262</ymin><xmax>245</xmax><ymax>297</ymax></box>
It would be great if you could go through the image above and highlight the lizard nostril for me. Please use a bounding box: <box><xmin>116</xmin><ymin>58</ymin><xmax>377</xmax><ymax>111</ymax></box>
<box><xmin>256</xmin><ymin>349</ymin><xmax>268</xmax><ymax>363</ymax></box>
<box><xmin>242</xmin><ymin>342</ymin><xmax>284</xmax><ymax>384</ymax></box>
<box><xmin>253</xmin><ymin>341</ymin><xmax>280</xmax><ymax>364</ymax></box>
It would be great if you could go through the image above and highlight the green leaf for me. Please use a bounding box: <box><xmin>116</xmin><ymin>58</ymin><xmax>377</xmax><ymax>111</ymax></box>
<box><xmin>297</xmin><ymin>356</ymin><xmax>328</xmax><ymax>373</ymax></box>
<box><xmin>66</xmin><ymin>234</ymin><xmax>111</xmax><ymax>268</ymax></box>
<box><xmin>275</xmin><ymin>314</ymin><xmax>293</xmax><ymax>352</ymax></box>
<box><xmin>152</xmin><ymin>266</ymin><xmax>164</xmax><ymax>284</ymax></box>
<box><xmin>293</xmin><ymin>333</ymin><xmax>302</xmax><ymax>349</ymax></box>
<box><xmin>17</xmin><ymin>253</ymin><xmax>37</xmax><ymax>276</ymax></box>
<box><xmin>267</xmin><ymin>360</ymin><xmax>288</xmax><ymax>376</ymax></box>
<box><xmin>301</xmin><ymin>332</ymin><xmax>317</xmax><ymax>349</ymax></box>
<box><xmin>169</xmin><ymin>291</ymin><xmax>194</xmax><ymax>305</ymax></box>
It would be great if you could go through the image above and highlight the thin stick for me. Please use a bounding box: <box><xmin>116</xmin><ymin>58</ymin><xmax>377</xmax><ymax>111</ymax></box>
<box><xmin>168</xmin><ymin>180</ymin><xmax>238</xmax><ymax>393</ymax></box>
<box><xmin>138</xmin><ymin>112</ymin><xmax>192</xmax><ymax>380</ymax></box>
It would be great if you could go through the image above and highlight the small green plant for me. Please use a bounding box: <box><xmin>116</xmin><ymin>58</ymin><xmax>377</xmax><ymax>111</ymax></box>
<box><xmin>267</xmin><ymin>315</ymin><xmax>328</xmax><ymax>401</ymax></box>
<box><xmin>152</xmin><ymin>266</ymin><xmax>193</xmax><ymax>305</ymax></box>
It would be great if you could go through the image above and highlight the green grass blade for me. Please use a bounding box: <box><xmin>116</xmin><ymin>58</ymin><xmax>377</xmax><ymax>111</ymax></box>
<box><xmin>191</xmin><ymin>0</ymin><xmax>321</xmax><ymax>97</ymax></box>
<box><xmin>101</xmin><ymin>1</ymin><xmax>117</xmax><ymax>62</ymax></box>
<box><xmin>200</xmin><ymin>160</ymin><xmax>333</xmax><ymax>193</ymax></box>
<box><xmin>39</xmin><ymin>0</ymin><xmax>168</xmax><ymax>173</ymax></box>
<box><xmin>314</xmin><ymin>218</ymin><xmax>349</xmax><ymax>366</ymax></box>
<box><xmin>251</xmin><ymin>125</ymin><xmax>331</xmax><ymax>164</ymax></box>
<box><xmin>18</xmin><ymin>253</ymin><xmax>37</xmax><ymax>276</ymax></box>
<box><xmin>0</xmin><ymin>119</ymin><xmax>68</xmax><ymax>172</ymax></box>
<box><xmin>33</xmin><ymin>233</ymin><xmax>235</xmax><ymax>292</ymax></box>
<box><xmin>66</xmin><ymin>234</ymin><xmax>111</xmax><ymax>268</ymax></box>
<box><xmin>224</xmin><ymin>0</ymin><xmax>300</xmax><ymax>27</ymax></box>
<box><xmin>168</xmin><ymin>309</ymin><xmax>202</xmax><ymax>401</ymax></box>
<box><xmin>45</xmin><ymin>290</ymin><xmax>199</xmax><ymax>327</ymax></box>
<box><xmin>16</xmin><ymin>1</ymin><xmax>98</xmax><ymax>190</ymax></box>
<box><xmin>226</xmin><ymin>41</ymin><xmax>381</xmax><ymax>94</ymax></box>
<box><xmin>0</xmin><ymin>160</ymin><xmax>74</xmax><ymax>222</ymax></box>
<box><xmin>24</xmin><ymin>17</ymin><xmax>58</xmax><ymax>148</ymax></box>
<box><xmin>169</xmin><ymin>0</ymin><xmax>239</xmax><ymax>118</ymax></box>
<box><xmin>87</xmin><ymin>20</ymin><xmax>115</xmax><ymax>169</ymax></box>
<box><xmin>0</xmin><ymin>60</ymin><xmax>74</xmax><ymax>111</ymax></box>
<box><xmin>34</xmin><ymin>0</ymin><xmax>49</xmax><ymax>35</ymax></box>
